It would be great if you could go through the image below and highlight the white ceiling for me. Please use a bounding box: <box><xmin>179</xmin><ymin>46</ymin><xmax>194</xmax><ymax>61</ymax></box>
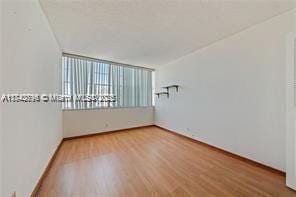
<box><xmin>40</xmin><ymin>0</ymin><xmax>296</xmax><ymax>68</ymax></box>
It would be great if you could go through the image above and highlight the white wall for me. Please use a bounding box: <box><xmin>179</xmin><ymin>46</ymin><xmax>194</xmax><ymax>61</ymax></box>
<box><xmin>1</xmin><ymin>1</ymin><xmax>62</xmax><ymax>196</ymax></box>
<box><xmin>286</xmin><ymin>33</ymin><xmax>296</xmax><ymax>190</ymax></box>
<box><xmin>63</xmin><ymin>107</ymin><xmax>154</xmax><ymax>137</ymax></box>
<box><xmin>0</xmin><ymin>1</ymin><xmax>3</xmax><ymax>194</ymax></box>
<box><xmin>155</xmin><ymin>10</ymin><xmax>295</xmax><ymax>172</ymax></box>
<box><xmin>286</xmin><ymin>11</ymin><xmax>296</xmax><ymax>190</ymax></box>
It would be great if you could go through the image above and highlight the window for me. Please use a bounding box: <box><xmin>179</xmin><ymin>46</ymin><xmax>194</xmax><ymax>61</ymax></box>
<box><xmin>62</xmin><ymin>54</ymin><xmax>153</xmax><ymax>109</ymax></box>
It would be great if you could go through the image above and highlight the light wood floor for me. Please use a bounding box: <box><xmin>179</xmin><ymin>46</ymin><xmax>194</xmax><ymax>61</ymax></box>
<box><xmin>36</xmin><ymin>126</ymin><xmax>296</xmax><ymax>197</ymax></box>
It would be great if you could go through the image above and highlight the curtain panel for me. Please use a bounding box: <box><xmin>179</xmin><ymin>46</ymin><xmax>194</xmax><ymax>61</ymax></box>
<box><xmin>62</xmin><ymin>55</ymin><xmax>152</xmax><ymax>109</ymax></box>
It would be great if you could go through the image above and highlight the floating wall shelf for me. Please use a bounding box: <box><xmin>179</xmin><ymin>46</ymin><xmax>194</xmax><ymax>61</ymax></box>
<box><xmin>155</xmin><ymin>92</ymin><xmax>169</xmax><ymax>98</ymax></box>
<box><xmin>155</xmin><ymin>85</ymin><xmax>179</xmax><ymax>99</ymax></box>
<box><xmin>162</xmin><ymin>85</ymin><xmax>179</xmax><ymax>93</ymax></box>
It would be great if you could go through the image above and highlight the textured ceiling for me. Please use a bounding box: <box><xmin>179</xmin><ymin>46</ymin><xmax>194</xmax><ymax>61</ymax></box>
<box><xmin>39</xmin><ymin>0</ymin><xmax>296</xmax><ymax>68</ymax></box>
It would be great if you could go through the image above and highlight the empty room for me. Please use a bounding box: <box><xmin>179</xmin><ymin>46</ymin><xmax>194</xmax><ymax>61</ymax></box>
<box><xmin>1</xmin><ymin>0</ymin><xmax>296</xmax><ymax>196</ymax></box>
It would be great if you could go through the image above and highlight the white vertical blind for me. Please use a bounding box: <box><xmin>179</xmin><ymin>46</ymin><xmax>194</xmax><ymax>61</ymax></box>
<box><xmin>62</xmin><ymin>54</ymin><xmax>153</xmax><ymax>109</ymax></box>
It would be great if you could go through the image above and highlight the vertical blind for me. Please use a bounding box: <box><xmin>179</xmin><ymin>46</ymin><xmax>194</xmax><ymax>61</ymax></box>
<box><xmin>62</xmin><ymin>54</ymin><xmax>153</xmax><ymax>109</ymax></box>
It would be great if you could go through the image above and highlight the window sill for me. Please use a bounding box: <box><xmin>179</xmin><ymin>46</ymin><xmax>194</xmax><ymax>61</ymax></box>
<box><xmin>62</xmin><ymin>106</ymin><xmax>154</xmax><ymax>111</ymax></box>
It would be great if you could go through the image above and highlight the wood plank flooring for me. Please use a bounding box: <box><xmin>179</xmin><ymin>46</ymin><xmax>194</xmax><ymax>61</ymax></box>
<box><xmin>36</xmin><ymin>126</ymin><xmax>296</xmax><ymax>196</ymax></box>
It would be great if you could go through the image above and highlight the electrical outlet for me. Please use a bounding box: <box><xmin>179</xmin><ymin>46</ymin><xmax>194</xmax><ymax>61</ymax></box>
<box><xmin>105</xmin><ymin>123</ymin><xmax>108</xmax><ymax>127</ymax></box>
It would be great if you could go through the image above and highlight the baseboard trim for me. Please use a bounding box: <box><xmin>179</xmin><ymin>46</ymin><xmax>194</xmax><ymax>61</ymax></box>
<box><xmin>31</xmin><ymin>139</ymin><xmax>64</xmax><ymax>197</ymax></box>
<box><xmin>154</xmin><ymin>125</ymin><xmax>285</xmax><ymax>176</ymax></box>
<box><xmin>63</xmin><ymin>125</ymin><xmax>154</xmax><ymax>140</ymax></box>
